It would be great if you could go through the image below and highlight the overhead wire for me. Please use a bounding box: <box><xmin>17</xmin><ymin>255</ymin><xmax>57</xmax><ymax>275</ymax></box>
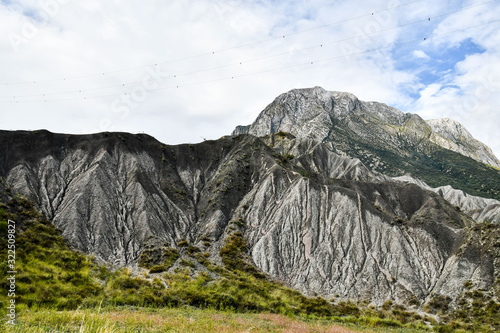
<box><xmin>3</xmin><ymin>16</ymin><xmax>499</xmax><ymax>104</ymax></box>
<box><xmin>0</xmin><ymin>14</ymin><xmax>435</xmax><ymax>100</ymax></box>
<box><xmin>0</xmin><ymin>0</ymin><xmax>428</xmax><ymax>86</ymax></box>
<box><xmin>1</xmin><ymin>0</ymin><xmax>498</xmax><ymax>103</ymax></box>
<box><xmin>117</xmin><ymin>18</ymin><xmax>500</xmax><ymax>91</ymax></box>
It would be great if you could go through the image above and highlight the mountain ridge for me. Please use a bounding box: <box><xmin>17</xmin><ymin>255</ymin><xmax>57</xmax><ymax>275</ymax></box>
<box><xmin>234</xmin><ymin>86</ymin><xmax>499</xmax><ymax>167</ymax></box>
<box><xmin>233</xmin><ymin>87</ymin><xmax>500</xmax><ymax>200</ymax></box>
<box><xmin>1</xmin><ymin>129</ymin><xmax>499</xmax><ymax>307</ymax></box>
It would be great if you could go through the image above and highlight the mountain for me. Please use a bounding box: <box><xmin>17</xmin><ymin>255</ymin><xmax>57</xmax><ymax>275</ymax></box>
<box><xmin>233</xmin><ymin>86</ymin><xmax>500</xmax><ymax>200</ymax></box>
<box><xmin>394</xmin><ymin>176</ymin><xmax>500</xmax><ymax>224</ymax></box>
<box><xmin>427</xmin><ymin>118</ymin><xmax>500</xmax><ymax>168</ymax></box>
<box><xmin>1</xmin><ymin>129</ymin><xmax>499</xmax><ymax>308</ymax></box>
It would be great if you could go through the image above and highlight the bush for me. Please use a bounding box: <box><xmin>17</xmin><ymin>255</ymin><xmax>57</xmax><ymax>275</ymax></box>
<box><xmin>139</xmin><ymin>245</ymin><xmax>179</xmax><ymax>270</ymax></box>
<box><xmin>110</xmin><ymin>274</ymin><xmax>142</xmax><ymax>290</ymax></box>
<box><xmin>425</xmin><ymin>294</ymin><xmax>451</xmax><ymax>314</ymax></box>
<box><xmin>149</xmin><ymin>265</ymin><xmax>167</xmax><ymax>273</ymax></box>
<box><xmin>336</xmin><ymin>301</ymin><xmax>361</xmax><ymax>317</ymax></box>
<box><xmin>219</xmin><ymin>232</ymin><xmax>264</xmax><ymax>278</ymax></box>
<box><xmin>180</xmin><ymin>259</ymin><xmax>195</xmax><ymax>268</ymax></box>
<box><xmin>298</xmin><ymin>296</ymin><xmax>334</xmax><ymax>317</ymax></box>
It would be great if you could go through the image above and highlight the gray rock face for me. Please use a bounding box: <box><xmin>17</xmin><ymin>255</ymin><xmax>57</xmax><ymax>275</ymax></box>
<box><xmin>235</xmin><ymin>87</ymin><xmax>499</xmax><ymax>168</ymax></box>
<box><xmin>427</xmin><ymin>118</ymin><xmax>500</xmax><ymax>168</ymax></box>
<box><xmin>233</xmin><ymin>87</ymin><xmax>500</xmax><ymax>200</ymax></box>
<box><xmin>1</xmin><ymin>129</ymin><xmax>498</xmax><ymax>307</ymax></box>
<box><xmin>394</xmin><ymin>176</ymin><xmax>500</xmax><ymax>224</ymax></box>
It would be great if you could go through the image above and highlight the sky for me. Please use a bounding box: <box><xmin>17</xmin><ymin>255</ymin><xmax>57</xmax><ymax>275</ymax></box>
<box><xmin>1</xmin><ymin>0</ymin><xmax>499</xmax><ymax>158</ymax></box>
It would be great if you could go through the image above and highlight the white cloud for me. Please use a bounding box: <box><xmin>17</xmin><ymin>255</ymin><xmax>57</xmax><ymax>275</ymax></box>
<box><xmin>413</xmin><ymin>49</ymin><xmax>429</xmax><ymax>60</ymax></box>
<box><xmin>419</xmin><ymin>83</ymin><xmax>442</xmax><ymax>99</ymax></box>
<box><xmin>408</xmin><ymin>0</ymin><xmax>500</xmax><ymax>157</ymax></box>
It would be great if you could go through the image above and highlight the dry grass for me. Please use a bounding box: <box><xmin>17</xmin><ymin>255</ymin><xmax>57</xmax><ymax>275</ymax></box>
<box><xmin>258</xmin><ymin>313</ymin><xmax>358</xmax><ymax>332</ymax></box>
<box><xmin>3</xmin><ymin>307</ymin><xmax>368</xmax><ymax>333</ymax></box>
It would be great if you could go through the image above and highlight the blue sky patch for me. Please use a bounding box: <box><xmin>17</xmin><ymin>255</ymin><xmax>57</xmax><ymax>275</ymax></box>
<box><xmin>392</xmin><ymin>37</ymin><xmax>485</xmax><ymax>99</ymax></box>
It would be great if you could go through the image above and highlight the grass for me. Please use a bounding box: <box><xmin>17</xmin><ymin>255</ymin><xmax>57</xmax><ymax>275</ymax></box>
<box><xmin>1</xmin><ymin>306</ymin><xmax>433</xmax><ymax>333</ymax></box>
<box><xmin>0</xmin><ymin>186</ymin><xmax>498</xmax><ymax>332</ymax></box>
<box><xmin>0</xmin><ymin>197</ymin><xmax>102</xmax><ymax>312</ymax></box>
<box><xmin>326</xmin><ymin>128</ymin><xmax>500</xmax><ymax>200</ymax></box>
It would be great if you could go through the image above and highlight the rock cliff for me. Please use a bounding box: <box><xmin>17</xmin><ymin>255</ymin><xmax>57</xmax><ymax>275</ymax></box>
<box><xmin>427</xmin><ymin>118</ymin><xmax>500</xmax><ymax>168</ymax></box>
<box><xmin>233</xmin><ymin>87</ymin><xmax>500</xmax><ymax>200</ymax></box>
<box><xmin>1</xmin><ymin>129</ymin><xmax>498</xmax><ymax>307</ymax></box>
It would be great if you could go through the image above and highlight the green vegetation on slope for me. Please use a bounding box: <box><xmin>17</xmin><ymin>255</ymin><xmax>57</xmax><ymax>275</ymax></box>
<box><xmin>0</xmin><ymin>188</ymin><xmax>498</xmax><ymax>332</ymax></box>
<box><xmin>441</xmin><ymin>222</ymin><xmax>500</xmax><ymax>331</ymax></box>
<box><xmin>0</xmin><ymin>194</ymin><xmax>102</xmax><ymax>312</ymax></box>
<box><xmin>329</xmin><ymin>132</ymin><xmax>500</xmax><ymax>200</ymax></box>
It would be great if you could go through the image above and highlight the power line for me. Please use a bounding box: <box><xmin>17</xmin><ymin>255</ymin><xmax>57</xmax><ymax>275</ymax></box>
<box><xmin>3</xmin><ymin>17</ymin><xmax>499</xmax><ymax>104</ymax></box>
<box><xmin>144</xmin><ymin>18</ymin><xmax>500</xmax><ymax>91</ymax></box>
<box><xmin>0</xmin><ymin>0</ymin><xmax>429</xmax><ymax>86</ymax></box>
<box><xmin>0</xmin><ymin>16</ymin><xmax>431</xmax><ymax>100</ymax></box>
<box><xmin>1</xmin><ymin>0</ymin><xmax>496</xmax><ymax>101</ymax></box>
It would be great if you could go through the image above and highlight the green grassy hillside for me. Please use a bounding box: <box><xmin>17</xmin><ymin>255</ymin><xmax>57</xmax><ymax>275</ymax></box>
<box><xmin>0</xmin><ymin>184</ymin><xmax>498</xmax><ymax>332</ymax></box>
<box><xmin>329</xmin><ymin>131</ymin><xmax>500</xmax><ymax>200</ymax></box>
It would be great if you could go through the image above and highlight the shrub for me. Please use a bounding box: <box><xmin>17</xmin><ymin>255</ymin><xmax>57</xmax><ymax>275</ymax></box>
<box><xmin>219</xmin><ymin>232</ymin><xmax>264</xmax><ymax>278</ymax></box>
<box><xmin>163</xmin><ymin>248</ymin><xmax>180</xmax><ymax>267</ymax></box>
<box><xmin>139</xmin><ymin>245</ymin><xmax>179</xmax><ymax>270</ymax></box>
<box><xmin>298</xmin><ymin>296</ymin><xmax>334</xmax><ymax>317</ymax></box>
<box><xmin>187</xmin><ymin>245</ymin><xmax>201</xmax><ymax>256</ymax></box>
<box><xmin>276</xmin><ymin>131</ymin><xmax>289</xmax><ymax>137</ymax></box>
<box><xmin>180</xmin><ymin>259</ymin><xmax>195</xmax><ymax>268</ymax></box>
<box><xmin>336</xmin><ymin>300</ymin><xmax>361</xmax><ymax>317</ymax></box>
<box><xmin>110</xmin><ymin>273</ymin><xmax>142</xmax><ymax>290</ymax></box>
<box><xmin>425</xmin><ymin>294</ymin><xmax>451</xmax><ymax>314</ymax></box>
<box><xmin>149</xmin><ymin>265</ymin><xmax>167</xmax><ymax>273</ymax></box>
<box><xmin>382</xmin><ymin>300</ymin><xmax>392</xmax><ymax>310</ymax></box>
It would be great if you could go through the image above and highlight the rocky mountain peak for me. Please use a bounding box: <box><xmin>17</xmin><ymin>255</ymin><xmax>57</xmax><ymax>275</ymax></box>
<box><xmin>235</xmin><ymin>87</ymin><xmax>410</xmax><ymax>139</ymax></box>
<box><xmin>427</xmin><ymin>118</ymin><xmax>474</xmax><ymax>142</ymax></box>
<box><xmin>239</xmin><ymin>87</ymin><xmax>366</xmax><ymax>142</ymax></box>
<box><xmin>234</xmin><ymin>87</ymin><xmax>500</xmax><ymax>196</ymax></box>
